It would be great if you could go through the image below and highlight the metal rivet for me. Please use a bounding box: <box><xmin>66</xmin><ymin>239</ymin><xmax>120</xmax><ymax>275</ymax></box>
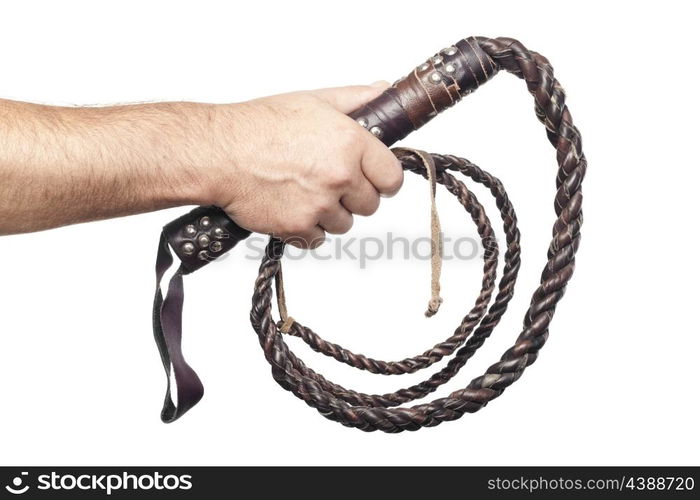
<box><xmin>419</xmin><ymin>63</ymin><xmax>430</xmax><ymax>71</ymax></box>
<box><xmin>430</xmin><ymin>72</ymin><xmax>442</xmax><ymax>83</ymax></box>
<box><xmin>432</xmin><ymin>56</ymin><xmax>442</xmax><ymax>64</ymax></box>
<box><xmin>356</xmin><ymin>118</ymin><xmax>368</xmax><ymax>128</ymax></box>
<box><xmin>198</xmin><ymin>234</ymin><xmax>211</xmax><ymax>248</ymax></box>
<box><xmin>213</xmin><ymin>227</ymin><xmax>225</xmax><ymax>239</ymax></box>
<box><xmin>197</xmin><ymin>250</ymin><xmax>210</xmax><ymax>261</ymax></box>
<box><xmin>184</xmin><ymin>224</ymin><xmax>197</xmax><ymax>236</ymax></box>
<box><xmin>369</xmin><ymin>126</ymin><xmax>383</xmax><ymax>138</ymax></box>
<box><xmin>445</xmin><ymin>64</ymin><xmax>456</xmax><ymax>73</ymax></box>
<box><xmin>199</xmin><ymin>217</ymin><xmax>211</xmax><ymax>228</ymax></box>
<box><xmin>210</xmin><ymin>241</ymin><xmax>223</xmax><ymax>252</ymax></box>
<box><xmin>181</xmin><ymin>242</ymin><xmax>195</xmax><ymax>256</ymax></box>
<box><xmin>444</xmin><ymin>47</ymin><xmax>457</xmax><ymax>56</ymax></box>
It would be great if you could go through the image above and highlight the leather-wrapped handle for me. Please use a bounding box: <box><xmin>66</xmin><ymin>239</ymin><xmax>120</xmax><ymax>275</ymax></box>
<box><xmin>164</xmin><ymin>36</ymin><xmax>497</xmax><ymax>267</ymax></box>
<box><xmin>349</xmin><ymin>36</ymin><xmax>497</xmax><ymax>146</ymax></box>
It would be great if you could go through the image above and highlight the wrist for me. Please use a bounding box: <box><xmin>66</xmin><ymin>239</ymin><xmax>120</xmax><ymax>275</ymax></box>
<box><xmin>171</xmin><ymin>102</ymin><xmax>245</xmax><ymax>209</ymax></box>
<box><xmin>147</xmin><ymin>101</ymin><xmax>224</xmax><ymax>208</ymax></box>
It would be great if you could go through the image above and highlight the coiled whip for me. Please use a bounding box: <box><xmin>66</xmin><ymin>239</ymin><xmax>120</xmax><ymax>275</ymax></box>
<box><xmin>152</xmin><ymin>36</ymin><xmax>586</xmax><ymax>432</ymax></box>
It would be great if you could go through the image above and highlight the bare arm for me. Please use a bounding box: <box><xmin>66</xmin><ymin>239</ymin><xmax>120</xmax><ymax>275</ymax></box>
<box><xmin>0</xmin><ymin>83</ymin><xmax>403</xmax><ymax>246</ymax></box>
<box><xmin>0</xmin><ymin>98</ymin><xmax>210</xmax><ymax>233</ymax></box>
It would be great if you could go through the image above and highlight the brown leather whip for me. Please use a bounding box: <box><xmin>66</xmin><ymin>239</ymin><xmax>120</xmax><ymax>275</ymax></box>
<box><xmin>152</xmin><ymin>36</ymin><xmax>586</xmax><ymax>432</ymax></box>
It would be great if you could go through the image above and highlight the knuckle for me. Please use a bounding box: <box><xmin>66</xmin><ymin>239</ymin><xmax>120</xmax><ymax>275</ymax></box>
<box><xmin>365</xmin><ymin>195</ymin><xmax>381</xmax><ymax>215</ymax></box>
<box><xmin>381</xmin><ymin>163</ymin><xmax>404</xmax><ymax>196</ymax></box>
<box><xmin>316</xmin><ymin>198</ymin><xmax>338</xmax><ymax>215</ymax></box>
<box><xmin>324</xmin><ymin>164</ymin><xmax>354</xmax><ymax>189</ymax></box>
<box><xmin>337</xmin><ymin>126</ymin><xmax>363</xmax><ymax>152</ymax></box>
<box><xmin>355</xmin><ymin>196</ymin><xmax>379</xmax><ymax>216</ymax></box>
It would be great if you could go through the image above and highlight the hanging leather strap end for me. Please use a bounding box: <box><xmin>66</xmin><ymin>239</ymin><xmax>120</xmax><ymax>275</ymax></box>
<box><xmin>152</xmin><ymin>206</ymin><xmax>251</xmax><ymax>423</ymax></box>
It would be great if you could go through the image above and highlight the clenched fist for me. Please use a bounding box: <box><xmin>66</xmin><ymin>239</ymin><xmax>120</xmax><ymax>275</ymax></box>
<box><xmin>201</xmin><ymin>83</ymin><xmax>404</xmax><ymax>248</ymax></box>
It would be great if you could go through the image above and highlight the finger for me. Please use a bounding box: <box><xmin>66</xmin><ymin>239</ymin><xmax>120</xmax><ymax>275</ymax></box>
<box><xmin>311</xmin><ymin>81</ymin><xmax>390</xmax><ymax>114</ymax></box>
<box><xmin>360</xmin><ymin>139</ymin><xmax>404</xmax><ymax>197</ymax></box>
<box><xmin>341</xmin><ymin>176</ymin><xmax>380</xmax><ymax>216</ymax></box>
<box><xmin>281</xmin><ymin>224</ymin><xmax>326</xmax><ymax>249</ymax></box>
<box><xmin>318</xmin><ymin>203</ymin><xmax>354</xmax><ymax>234</ymax></box>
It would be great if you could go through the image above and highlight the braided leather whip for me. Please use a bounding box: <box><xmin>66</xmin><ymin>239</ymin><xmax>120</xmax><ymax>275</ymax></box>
<box><xmin>152</xmin><ymin>36</ymin><xmax>586</xmax><ymax>432</ymax></box>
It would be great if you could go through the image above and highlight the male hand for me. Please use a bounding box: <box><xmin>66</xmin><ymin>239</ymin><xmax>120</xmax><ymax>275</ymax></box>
<box><xmin>202</xmin><ymin>83</ymin><xmax>404</xmax><ymax>248</ymax></box>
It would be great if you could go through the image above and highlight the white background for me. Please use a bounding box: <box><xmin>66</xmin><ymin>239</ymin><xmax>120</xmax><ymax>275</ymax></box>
<box><xmin>0</xmin><ymin>0</ymin><xmax>698</xmax><ymax>466</ymax></box>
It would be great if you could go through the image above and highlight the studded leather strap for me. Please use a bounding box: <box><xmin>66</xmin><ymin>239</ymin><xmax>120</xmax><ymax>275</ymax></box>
<box><xmin>164</xmin><ymin>205</ymin><xmax>251</xmax><ymax>274</ymax></box>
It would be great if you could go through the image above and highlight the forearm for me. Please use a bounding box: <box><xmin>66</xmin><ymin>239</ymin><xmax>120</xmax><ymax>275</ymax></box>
<box><xmin>0</xmin><ymin>99</ymin><xmax>215</xmax><ymax>234</ymax></box>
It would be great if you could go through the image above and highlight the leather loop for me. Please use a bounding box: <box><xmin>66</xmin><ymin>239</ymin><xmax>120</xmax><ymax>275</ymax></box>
<box><xmin>153</xmin><ymin>233</ymin><xmax>203</xmax><ymax>422</ymax></box>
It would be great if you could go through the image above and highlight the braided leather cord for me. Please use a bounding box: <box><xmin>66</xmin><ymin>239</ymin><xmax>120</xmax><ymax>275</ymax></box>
<box><xmin>249</xmin><ymin>37</ymin><xmax>585</xmax><ymax>432</ymax></box>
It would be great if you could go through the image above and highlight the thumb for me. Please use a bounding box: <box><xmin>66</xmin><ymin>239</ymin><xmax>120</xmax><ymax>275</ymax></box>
<box><xmin>311</xmin><ymin>81</ymin><xmax>390</xmax><ymax>114</ymax></box>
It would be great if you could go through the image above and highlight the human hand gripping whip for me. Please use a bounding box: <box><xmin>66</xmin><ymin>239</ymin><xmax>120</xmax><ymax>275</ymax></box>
<box><xmin>153</xmin><ymin>36</ymin><xmax>586</xmax><ymax>432</ymax></box>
